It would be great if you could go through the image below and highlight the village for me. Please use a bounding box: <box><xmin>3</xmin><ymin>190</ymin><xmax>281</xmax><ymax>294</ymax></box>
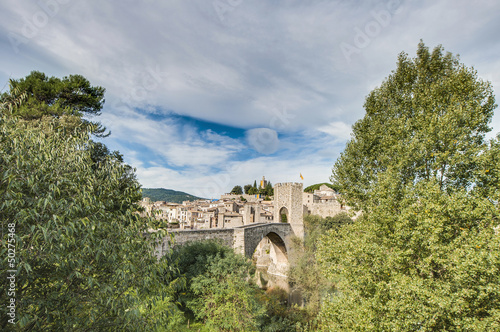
<box><xmin>139</xmin><ymin>177</ymin><xmax>347</xmax><ymax>230</ymax></box>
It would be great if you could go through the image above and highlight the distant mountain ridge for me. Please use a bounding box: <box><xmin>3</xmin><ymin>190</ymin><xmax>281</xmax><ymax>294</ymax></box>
<box><xmin>141</xmin><ymin>188</ymin><xmax>203</xmax><ymax>203</ymax></box>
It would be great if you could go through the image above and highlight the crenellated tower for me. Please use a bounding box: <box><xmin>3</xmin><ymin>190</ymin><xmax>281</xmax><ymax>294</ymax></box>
<box><xmin>273</xmin><ymin>182</ymin><xmax>304</xmax><ymax>238</ymax></box>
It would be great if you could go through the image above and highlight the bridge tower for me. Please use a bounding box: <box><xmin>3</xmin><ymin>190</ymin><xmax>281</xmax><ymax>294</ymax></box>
<box><xmin>273</xmin><ymin>183</ymin><xmax>304</xmax><ymax>238</ymax></box>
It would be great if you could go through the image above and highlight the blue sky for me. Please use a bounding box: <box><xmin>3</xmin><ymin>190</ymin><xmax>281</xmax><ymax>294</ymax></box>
<box><xmin>1</xmin><ymin>0</ymin><xmax>500</xmax><ymax>197</ymax></box>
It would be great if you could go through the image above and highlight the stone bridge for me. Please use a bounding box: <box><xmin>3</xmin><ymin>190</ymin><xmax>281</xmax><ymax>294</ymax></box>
<box><xmin>155</xmin><ymin>223</ymin><xmax>294</xmax><ymax>263</ymax></box>
<box><xmin>154</xmin><ymin>182</ymin><xmax>306</xmax><ymax>283</ymax></box>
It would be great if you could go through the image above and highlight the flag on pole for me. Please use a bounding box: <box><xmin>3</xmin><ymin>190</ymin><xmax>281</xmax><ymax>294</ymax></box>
<box><xmin>300</xmin><ymin>173</ymin><xmax>304</xmax><ymax>180</ymax></box>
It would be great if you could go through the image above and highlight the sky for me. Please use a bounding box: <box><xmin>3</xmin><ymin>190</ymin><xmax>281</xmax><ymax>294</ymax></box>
<box><xmin>1</xmin><ymin>0</ymin><xmax>500</xmax><ymax>198</ymax></box>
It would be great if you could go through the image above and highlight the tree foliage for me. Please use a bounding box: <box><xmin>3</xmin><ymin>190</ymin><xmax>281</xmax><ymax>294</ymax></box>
<box><xmin>257</xmin><ymin>287</ymin><xmax>316</xmax><ymax>332</ymax></box>
<box><xmin>244</xmin><ymin>184</ymin><xmax>253</xmax><ymax>195</ymax></box>
<box><xmin>230</xmin><ymin>185</ymin><xmax>243</xmax><ymax>195</ymax></box>
<box><xmin>0</xmin><ymin>107</ymin><xmax>173</xmax><ymax>330</ymax></box>
<box><xmin>165</xmin><ymin>240</ymin><xmax>319</xmax><ymax>331</ymax></box>
<box><xmin>1</xmin><ymin>71</ymin><xmax>108</xmax><ymax>136</ymax></box>
<box><xmin>318</xmin><ymin>180</ymin><xmax>500</xmax><ymax>331</ymax></box>
<box><xmin>166</xmin><ymin>240</ymin><xmax>266</xmax><ymax>331</ymax></box>
<box><xmin>188</xmin><ymin>252</ymin><xmax>265</xmax><ymax>331</ymax></box>
<box><xmin>244</xmin><ymin>181</ymin><xmax>259</xmax><ymax>195</ymax></box>
<box><xmin>262</xmin><ymin>182</ymin><xmax>274</xmax><ymax>197</ymax></box>
<box><xmin>331</xmin><ymin>41</ymin><xmax>497</xmax><ymax>211</ymax></box>
<box><xmin>248</xmin><ymin>187</ymin><xmax>259</xmax><ymax>195</ymax></box>
<box><xmin>319</xmin><ymin>42</ymin><xmax>500</xmax><ymax>330</ymax></box>
<box><xmin>289</xmin><ymin>215</ymin><xmax>337</xmax><ymax>315</ymax></box>
<box><xmin>303</xmin><ymin>183</ymin><xmax>339</xmax><ymax>193</ymax></box>
<box><xmin>168</xmin><ymin>240</ymin><xmax>233</xmax><ymax>301</ymax></box>
<box><xmin>241</xmin><ymin>181</ymin><xmax>273</xmax><ymax>196</ymax></box>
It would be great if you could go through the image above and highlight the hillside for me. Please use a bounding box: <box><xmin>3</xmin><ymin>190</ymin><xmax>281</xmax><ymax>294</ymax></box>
<box><xmin>304</xmin><ymin>183</ymin><xmax>339</xmax><ymax>193</ymax></box>
<box><xmin>141</xmin><ymin>188</ymin><xmax>203</xmax><ymax>203</ymax></box>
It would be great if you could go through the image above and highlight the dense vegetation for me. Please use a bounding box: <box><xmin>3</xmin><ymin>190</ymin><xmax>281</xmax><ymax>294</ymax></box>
<box><xmin>0</xmin><ymin>74</ymin><xmax>175</xmax><ymax>330</ymax></box>
<box><xmin>288</xmin><ymin>214</ymin><xmax>351</xmax><ymax>315</ymax></box>
<box><xmin>142</xmin><ymin>188</ymin><xmax>202</xmax><ymax>203</ymax></box>
<box><xmin>237</xmin><ymin>180</ymin><xmax>274</xmax><ymax>197</ymax></box>
<box><xmin>163</xmin><ymin>240</ymin><xmax>315</xmax><ymax>332</ymax></box>
<box><xmin>303</xmin><ymin>183</ymin><xmax>339</xmax><ymax>193</ymax></box>
<box><xmin>1</xmin><ymin>70</ymin><xmax>108</xmax><ymax>137</ymax></box>
<box><xmin>320</xmin><ymin>42</ymin><xmax>500</xmax><ymax>330</ymax></box>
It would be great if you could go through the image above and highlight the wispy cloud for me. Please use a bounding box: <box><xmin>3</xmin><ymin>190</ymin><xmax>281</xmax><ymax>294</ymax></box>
<box><xmin>1</xmin><ymin>0</ymin><xmax>499</xmax><ymax>196</ymax></box>
<box><xmin>101</xmin><ymin>108</ymin><xmax>245</xmax><ymax>169</ymax></box>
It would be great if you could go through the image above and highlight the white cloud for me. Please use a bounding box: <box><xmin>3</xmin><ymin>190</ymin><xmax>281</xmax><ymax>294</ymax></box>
<box><xmin>135</xmin><ymin>154</ymin><xmax>336</xmax><ymax>198</ymax></box>
<box><xmin>101</xmin><ymin>108</ymin><xmax>244</xmax><ymax>168</ymax></box>
<box><xmin>4</xmin><ymin>0</ymin><xmax>499</xmax><ymax>133</ymax></box>
<box><xmin>2</xmin><ymin>0</ymin><xmax>500</xmax><ymax>195</ymax></box>
<box><xmin>317</xmin><ymin>121</ymin><xmax>352</xmax><ymax>141</ymax></box>
<box><xmin>245</xmin><ymin>128</ymin><xmax>279</xmax><ymax>155</ymax></box>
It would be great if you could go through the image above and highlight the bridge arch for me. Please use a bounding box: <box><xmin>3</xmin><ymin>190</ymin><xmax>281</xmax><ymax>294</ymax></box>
<box><xmin>233</xmin><ymin>223</ymin><xmax>292</xmax><ymax>260</ymax></box>
<box><xmin>252</xmin><ymin>230</ymin><xmax>289</xmax><ymax>285</ymax></box>
<box><xmin>253</xmin><ymin>231</ymin><xmax>288</xmax><ymax>265</ymax></box>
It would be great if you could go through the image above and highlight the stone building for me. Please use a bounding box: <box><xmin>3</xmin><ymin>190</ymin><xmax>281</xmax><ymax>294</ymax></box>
<box><xmin>217</xmin><ymin>212</ymin><xmax>243</xmax><ymax>228</ymax></box>
<box><xmin>303</xmin><ymin>184</ymin><xmax>346</xmax><ymax>217</ymax></box>
<box><xmin>260</xmin><ymin>176</ymin><xmax>268</xmax><ymax>188</ymax></box>
<box><xmin>140</xmin><ymin>182</ymin><xmax>348</xmax><ymax>232</ymax></box>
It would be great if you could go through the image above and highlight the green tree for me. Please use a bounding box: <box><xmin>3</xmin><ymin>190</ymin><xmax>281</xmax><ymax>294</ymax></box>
<box><xmin>257</xmin><ymin>287</ymin><xmax>316</xmax><ymax>332</ymax></box>
<box><xmin>289</xmin><ymin>216</ymin><xmax>331</xmax><ymax>314</ymax></box>
<box><xmin>230</xmin><ymin>185</ymin><xmax>243</xmax><ymax>195</ymax></box>
<box><xmin>167</xmin><ymin>240</ymin><xmax>233</xmax><ymax>313</ymax></box>
<box><xmin>304</xmin><ymin>183</ymin><xmax>339</xmax><ymax>193</ymax></box>
<box><xmin>323</xmin><ymin>213</ymin><xmax>352</xmax><ymax>230</ymax></box>
<box><xmin>244</xmin><ymin>184</ymin><xmax>252</xmax><ymax>194</ymax></box>
<box><xmin>167</xmin><ymin>241</ymin><xmax>265</xmax><ymax>331</ymax></box>
<box><xmin>318</xmin><ymin>42</ymin><xmax>500</xmax><ymax>331</ymax></box>
<box><xmin>264</xmin><ymin>182</ymin><xmax>274</xmax><ymax>196</ymax></box>
<box><xmin>0</xmin><ymin>114</ymin><xmax>173</xmax><ymax>330</ymax></box>
<box><xmin>331</xmin><ymin>41</ymin><xmax>496</xmax><ymax>212</ymax></box>
<box><xmin>318</xmin><ymin>179</ymin><xmax>500</xmax><ymax>331</ymax></box>
<box><xmin>188</xmin><ymin>252</ymin><xmax>265</xmax><ymax>331</ymax></box>
<box><xmin>1</xmin><ymin>71</ymin><xmax>108</xmax><ymax>136</ymax></box>
<box><xmin>2</xmin><ymin>72</ymin><xmax>138</xmax><ymax>211</ymax></box>
<box><xmin>289</xmin><ymin>214</ymin><xmax>348</xmax><ymax>315</ymax></box>
<box><xmin>258</xmin><ymin>185</ymin><xmax>266</xmax><ymax>196</ymax></box>
<box><xmin>248</xmin><ymin>187</ymin><xmax>258</xmax><ymax>195</ymax></box>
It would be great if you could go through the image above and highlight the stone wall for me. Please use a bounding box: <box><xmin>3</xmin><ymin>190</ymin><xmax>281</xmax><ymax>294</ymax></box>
<box><xmin>306</xmin><ymin>201</ymin><xmax>344</xmax><ymax>218</ymax></box>
<box><xmin>156</xmin><ymin>228</ymin><xmax>235</xmax><ymax>257</ymax></box>
<box><xmin>155</xmin><ymin>223</ymin><xmax>294</xmax><ymax>261</ymax></box>
<box><xmin>222</xmin><ymin>215</ymin><xmax>244</xmax><ymax>227</ymax></box>
<box><xmin>220</xmin><ymin>194</ymin><xmax>262</xmax><ymax>202</ymax></box>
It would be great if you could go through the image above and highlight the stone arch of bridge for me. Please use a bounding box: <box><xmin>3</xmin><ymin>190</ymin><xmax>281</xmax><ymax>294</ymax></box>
<box><xmin>250</xmin><ymin>231</ymin><xmax>288</xmax><ymax>266</ymax></box>
<box><xmin>251</xmin><ymin>230</ymin><xmax>290</xmax><ymax>290</ymax></box>
<box><xmin>265</xmin><ymin>231</ymin><xmax>288</xmax><ymax>263</ymax></box>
